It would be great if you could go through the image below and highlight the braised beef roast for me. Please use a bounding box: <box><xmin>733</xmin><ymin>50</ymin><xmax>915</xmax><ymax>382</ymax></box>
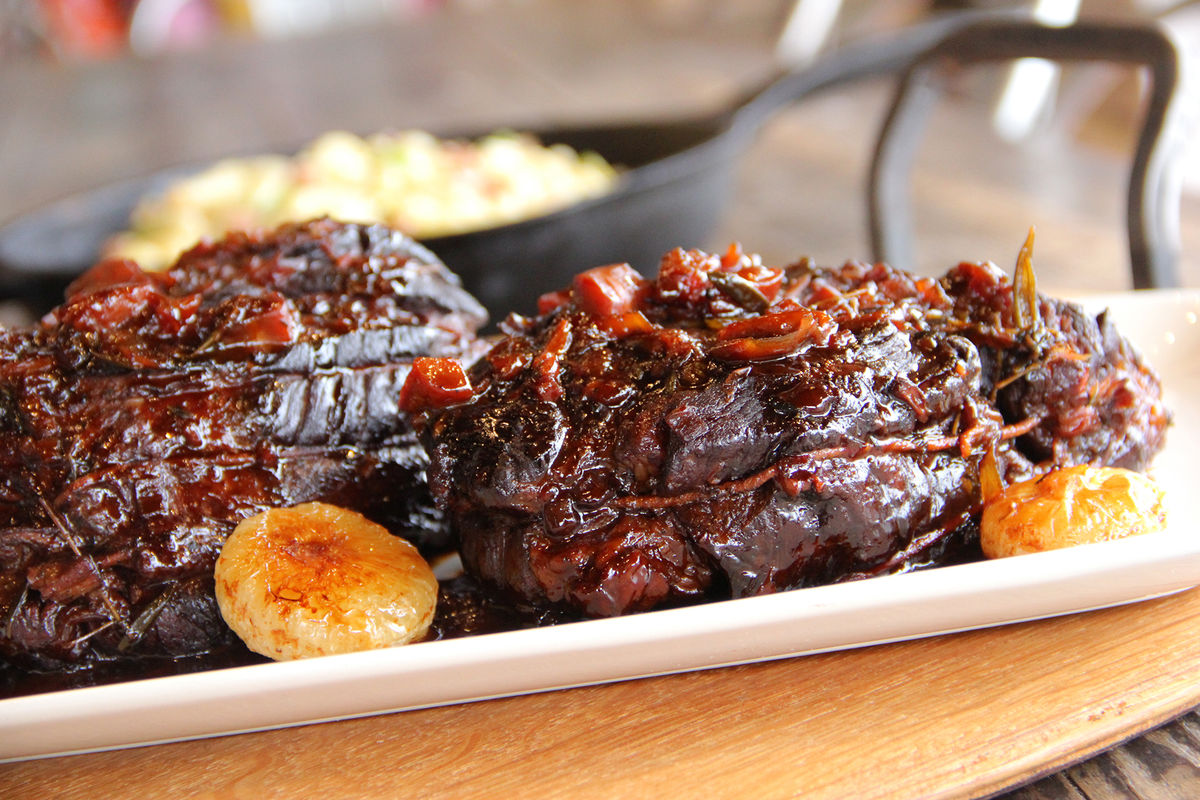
<box><xmin>0</xmin><ymin>218</ymin><xmax>487</xmax><ymax>682</ymax></box>
<box><xmin>0</xmin><ymin>226</ymin><xmax>1171</xmax><ymax>693</ymax></box>
<box><xmin>407</xmin><ymin>245</ymin><xmax>1169</xmax><ymax>618</ymax></box>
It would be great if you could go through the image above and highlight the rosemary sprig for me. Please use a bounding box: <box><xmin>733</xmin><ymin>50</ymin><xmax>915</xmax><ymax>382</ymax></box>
<box><xmin>37</xmin><ymin>496</ymin><xmax>132</xmax><ymax>638</ymax></box>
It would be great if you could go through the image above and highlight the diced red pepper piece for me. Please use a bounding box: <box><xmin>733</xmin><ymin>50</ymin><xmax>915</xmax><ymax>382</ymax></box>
<box><xmin>400</xmin><ymin>357</ymin><xmax>474</xmax><ymax>413</ymax></box>
<box><xmin>805</xmin><ymin>283</ymin><xmax>845</xmax><ymax>305</ymax></box>
<box><xmin>66</xmin><ymin>258</ymin><xmax>153</xmax><ymax>300</ymax></box>
<box><xmin>488</xmin><ymin>347</ymin><xmax>529</xmax><ymax>380</ymax></box>
<box><xmin>572</xmin><ymin>263</ymin><xmax>649</xmax><ymax>317</ymax></box>
<box><xmin>56</xmin><ymin>283</ymin><xmax>204</xmax><ymax>366</ymax></box>
<box><xmin>537</xmin><ymin>288</ymin><xmax>573</xmax><ymax>316</ymax></box>
<box><xmin>583</xmin><ymin>378</ymin><xmax>634</xmax><ymax>406</ymax></box>
<box><xmin>212</xmin><ymin>296</ymin><xmax>301</xmax><ymax>349</ymax></box>
<box><xmin>532</xmin><ymin>317</ymin><xmax>573</xmax><ymax>401</ymax></box>
<box><xmin>219</xmin><ymin>307</ymin><xmax>298</xmax><ymax>348</ymax></box>
<box><xmin>651</xmin><ymin>327</ymin><xmax>703</xmax><ymax>359</ymax></box>
<box><xmin>63</xmin><ymin>284</ymin><xmax>160</xmax><ymax>332</ymax></box>
<box><xmin>655</xmin><ymin>248</ymin><xmax>718</xmax><ymax>304</ymax></box>
<box><xmin>595</xmin><ymin>310</ymin><xmax>655</xmax><ymax>338</ymax></box>
<box><xmin>63</xmin><ymin>284</ymin><xmax>201</xmax><ymax>339</ymax></box>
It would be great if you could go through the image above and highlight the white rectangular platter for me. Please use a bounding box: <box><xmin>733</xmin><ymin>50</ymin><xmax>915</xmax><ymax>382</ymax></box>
<box><xmin>3</xmin><ymin>289</ymin><xmax>1199</xmax><ymax>763</ymax></box>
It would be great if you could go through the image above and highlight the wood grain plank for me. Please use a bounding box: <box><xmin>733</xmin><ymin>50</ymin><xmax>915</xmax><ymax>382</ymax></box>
<box><xmin>1002</xmin><ymin>713</ymin><xmax>1200</xmax><ymax>800</ymax></box>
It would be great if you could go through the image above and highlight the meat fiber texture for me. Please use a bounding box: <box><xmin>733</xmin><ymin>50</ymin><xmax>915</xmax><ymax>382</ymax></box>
<box><xmin>413</xmin><ymin>247</ymin><xmax>1169</xmax><ymax>619</ymax></box>
<box><xmin>0</xmin><ymin>218</ymin><xmax>487</xmax><ymax>674</ymax></box>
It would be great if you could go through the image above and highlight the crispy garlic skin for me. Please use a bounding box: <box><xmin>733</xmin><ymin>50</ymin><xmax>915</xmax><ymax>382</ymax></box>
<box><xmin>980</xmin><ymin>465</ymin><xmax>1167</xmax><ymax>558</ymax></box>
<box><xmin>214</xmin><ymin>502</ymin><xmax>437</xmax><ymax>660</ymax></box>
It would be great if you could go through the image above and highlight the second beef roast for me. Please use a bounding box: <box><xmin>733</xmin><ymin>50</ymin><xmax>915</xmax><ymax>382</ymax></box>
<box><xmin>407</xmin><ymin>246</ymin><xmax>1169</xmax><ymax>618</ymax></box>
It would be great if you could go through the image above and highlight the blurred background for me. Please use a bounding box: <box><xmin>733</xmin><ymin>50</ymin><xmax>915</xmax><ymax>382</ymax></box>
<box><xmin>0</xmin><ymin>0</ymin><xmax>1196</xmax><ymax>302</ymax></box>
<box><xmin>0</xmin><ymin>1</ymin><xmax>1193</xmax><ymax>64</ymax></box>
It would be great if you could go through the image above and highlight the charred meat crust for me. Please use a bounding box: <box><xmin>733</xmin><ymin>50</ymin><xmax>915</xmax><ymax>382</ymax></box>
<box><xmin>414</xmin><ymin>248</ymin><xmax>1169</xmax><ymax>618</ymax></box>
<box><xmin>0</xmin><ymin>218</ymin><xmax>487</xmax><ymax>673</ymax></box>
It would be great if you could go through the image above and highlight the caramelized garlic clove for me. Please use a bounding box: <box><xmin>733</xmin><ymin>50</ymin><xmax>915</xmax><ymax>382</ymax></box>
<box><xmin>214</xmin><ymin>502</ymin><xmax>437</xmax><ymax>661</ymax></box>
<box><xmin>980</xmin><ymin>465</ymin><xmax>1168</xmax><ymax>559</ymax></box>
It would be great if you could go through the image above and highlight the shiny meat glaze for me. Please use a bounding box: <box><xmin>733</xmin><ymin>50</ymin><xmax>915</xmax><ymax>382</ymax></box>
<box><xmin>0</xmin><ymin>218</ymin><xmax>486</xmax><ymax>674</ymax></box>
<box><xmin>412</xmin><ymin>247</ymin><xmax>1169</xmax><ymax>618</ymax></box>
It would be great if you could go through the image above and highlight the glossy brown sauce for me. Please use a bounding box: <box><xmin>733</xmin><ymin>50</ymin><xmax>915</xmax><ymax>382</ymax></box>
<box><xmin>0</xmin><ymin>238</ymin><xmax>1169</xmax><ymax>699</ymax></box>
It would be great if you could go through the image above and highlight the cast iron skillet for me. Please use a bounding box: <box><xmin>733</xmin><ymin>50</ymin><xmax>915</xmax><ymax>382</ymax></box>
<box><xmin>0</xmin><ymin>13</ymin><xmax>1184</xmax><ymax>320</ymax></box>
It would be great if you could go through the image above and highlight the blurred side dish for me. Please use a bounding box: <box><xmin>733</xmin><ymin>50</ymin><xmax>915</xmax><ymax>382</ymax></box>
<box><xmin>104</xmin><ymin>130</ymin><xmax>621</xmax><ymax>270</ymax></box>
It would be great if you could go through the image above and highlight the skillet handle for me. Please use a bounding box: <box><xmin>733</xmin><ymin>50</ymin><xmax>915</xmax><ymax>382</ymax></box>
<box><xmin>730</xmin><ymin>10</ymin><xmax>1012</xmax><ymax>133</ymax></box>
<box><xmin>867</xmin><ymin>18</ymin><xmax>1185</xmax><ymax>289</ymax></box>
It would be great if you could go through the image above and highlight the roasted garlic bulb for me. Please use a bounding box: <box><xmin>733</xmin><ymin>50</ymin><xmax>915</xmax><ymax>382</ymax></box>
<box><xmin>980</xmin><ymin>464</ymin><xmax>1168</xmax><ymax>559</ymax></box>
<box><xmin>214</xmin><ymin>502</ymin><xmax>437</xmax><ymax>661</ymax></box>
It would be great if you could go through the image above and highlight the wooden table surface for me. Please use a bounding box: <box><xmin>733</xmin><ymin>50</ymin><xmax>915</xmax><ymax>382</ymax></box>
<box><xmin>1</xmin><ymin>2</ymin><xmax>1199</xmax><ymax>797</ymax></box>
